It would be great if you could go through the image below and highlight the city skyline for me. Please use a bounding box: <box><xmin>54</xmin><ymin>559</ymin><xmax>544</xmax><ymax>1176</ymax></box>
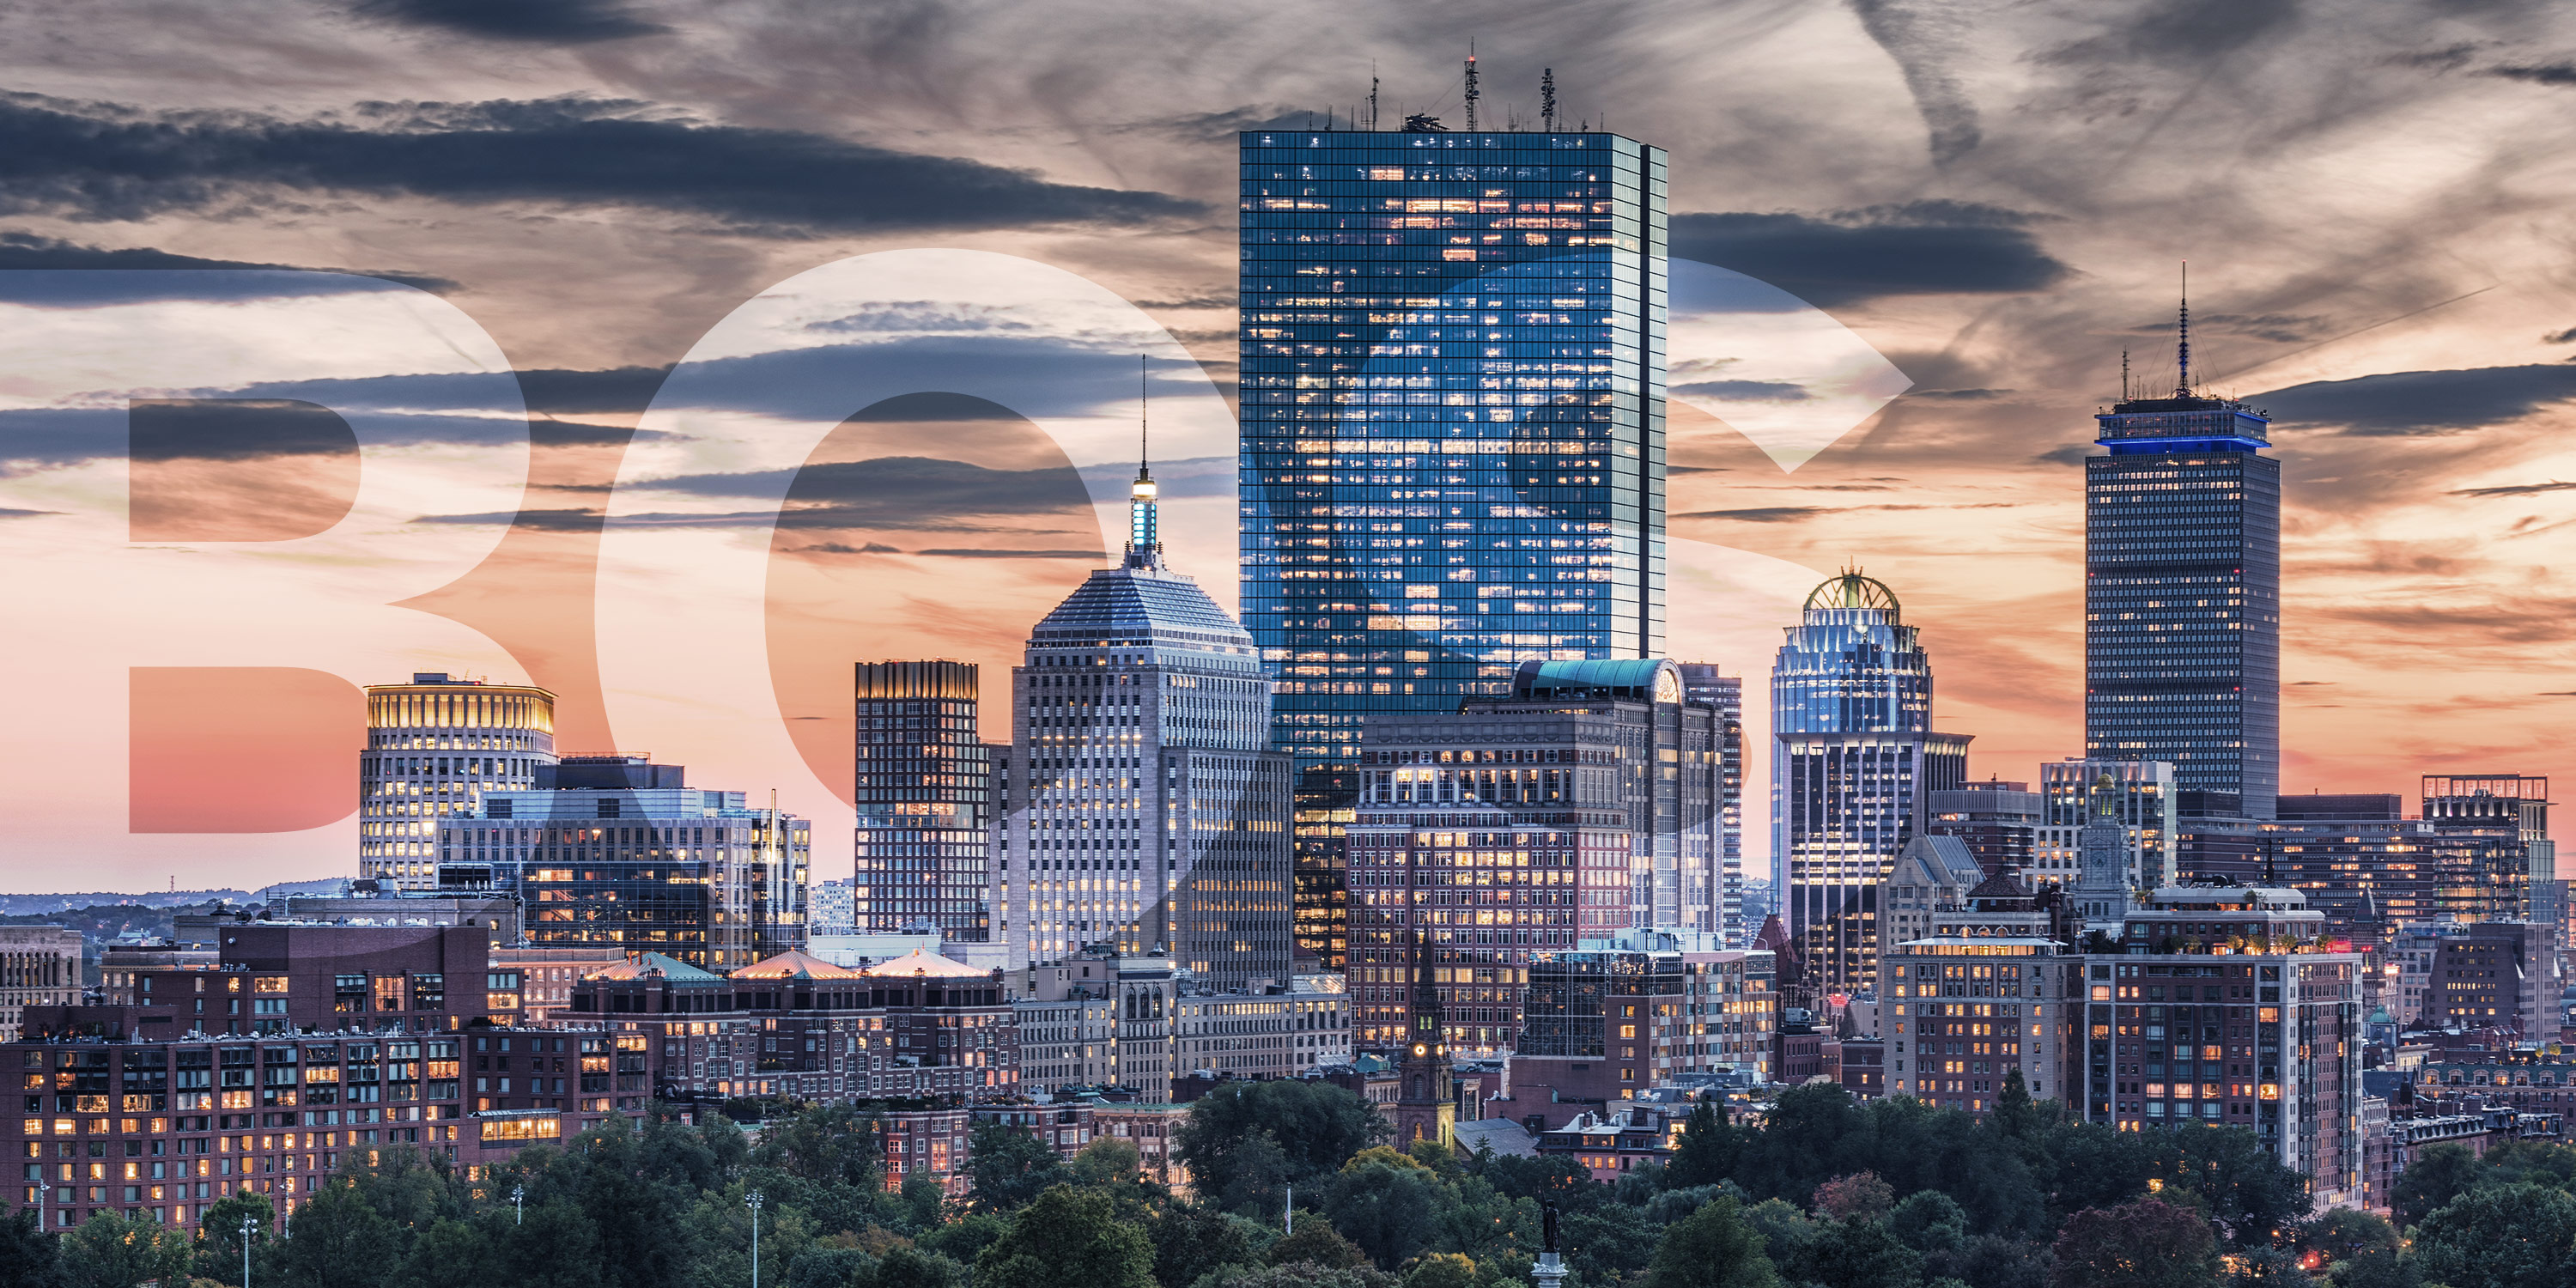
<box><xmin>5</xmin><ymin>7</ymin><xmax>2576</xmax><ymax>888</ymax></box>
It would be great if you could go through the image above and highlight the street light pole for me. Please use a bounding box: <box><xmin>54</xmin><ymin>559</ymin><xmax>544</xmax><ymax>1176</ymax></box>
<box><xmin>512</xmin><ymin>1185</ymin><xmax>525</xmax><ymax>1225</ymax></box>
<box><xmin>745</xmin><ymin>1190</ymin><xmax>764</xmax><ymax>1288</ymax></box>
<box><xmin>241</xmin><ymin>1213</ymin><xmax>260</xmax><ymax>1288</ymax></box>
<box><xmin>33</xmin><ymin>1180</ymin><xmax>48</xmax><ymax>1236</ymax></box>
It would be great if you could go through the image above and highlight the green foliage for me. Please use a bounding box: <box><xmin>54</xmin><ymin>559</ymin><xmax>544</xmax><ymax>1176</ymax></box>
<box><xmin>2048</xmin><ymin>1198</ymin><xmax>2218</xmax><ymax>1288</ymax></box>
<box><xmin>1888</xmin><ymin>1192</ymin><xmax>1967</xmax><ymax>1253</ymax></box>
<box><xmin>0</xmin><ymin>1206</ymin><xmax>61</xmax><ymax>1288</ymax></box>
<box><xmin>1271</xmin><ymin>1217</ymin><xmax>1373</xmax><ymax>1271</ymax></box>
<box><xmin>965</xmin><ymin>1120</ymin><xmax>1066</xmax><ymax>1211</ymax></box>
<box><xmin>2224</xmin><ymin>1246</ymin><xmax>2312</xmax><ymax>1288</ymax></box>
<box><xmin>1074</xmin><ymin>1136</ymin><xmax>1148</xmax><ymax>1188</ymax></box>
<box><xmin>191</xmin><ymin>1191</ymin><xmax>273</xmax><ymax>1285</ymax></box>
<box><xmin>2412</xmin><ymin>1182</ymin><xmax>2576</xmax><ymax>1288</ymax></box>
<box><xmin>1928</xmin><ymin>1233</ymin><xmax>2050</xmax><ymax>1288</ymax></box>
<box><xmin>1151</xmin><ymin>1203</ymin><xmax>1260</xmax><ymax>1288</ymax></box>
<box><xmin>975</xmin><ymin>1184</ymin><xmax>1157</xmax><ymax>1288</ymax></box>
<box><xmin>2296</xmin><ymin>1209</ymin><xmax>2396</xmax><ymax>1266</ymax></box>
<box><xmin>1175</xmin><ymin>1081</ymin><xmax>1384</xmax><ymax>1216</ymax></box>
<box><xmin>1812</xmin><ymin>1173</ymin><xmax>1897</xmax><ymax>1223</ymax></box>
<box><xmin>1741</xmin><ymin>1199</ymin><xmax>1818</xmax><ymax>1267</ymax></box>
<box><xmin>1402</xmin><ymin>1252</ymin><xmax>1477</xmax><ymax>1288</ymax></box>
<box><xmin>1564</xmin><ymin>1201</ymin><xmax>1660</xmax><ymax>1288</ymax></box>
<box><xmin>915</xmin><ymin>1210</ymin><xmax>1008</xmax><ymax>1267</ymax></box>
<box><xmin>1796</xmin><ymin>1218</ymin><xmax>1925</xmax><ymax>1288</ymax></box>
<box><xmin>271</xmin><ymin>1182</ymin><xmax>403</xmax><ymax>1288</ymax></box>
<box><xmin>1664</xmin><ymin>1103</ymin><xmax>1740</xmax><ymax>1192</ymax></box>
<box><xmin>1326</xmin><ymin>1158</ymin><xmax>1442</xmax><ymax>1269</ymax></box>
<box><xmin>1644</xmin><ymin>1195</ymin><xmax>1780</xmax><ymax>1288</ymax></box>
<box><xmin>1406</xmin><ymin>1140</ymin><xmax>1463</xmax><ymax>1182</ymax></box>
<box><xmin>56</xmin><ymin>1210</ymin><xmax>191</xmax><ymax>1288</ymax></box>
<box><xmin>1204</xmin><ymin>1263</ymin><xmax>1397</xmax><ymax>1288</ymax></box>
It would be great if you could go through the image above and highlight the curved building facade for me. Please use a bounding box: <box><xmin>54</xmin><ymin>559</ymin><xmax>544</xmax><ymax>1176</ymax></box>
<box><xmin>361</xmin><ymin>674</ymin><xmax>556</xmax><ymax>890</ymax></box>
<box><xmin>1770</xmin><ymin>573</ymin><xmax>1968</xmax><ymax>999</ymax></box>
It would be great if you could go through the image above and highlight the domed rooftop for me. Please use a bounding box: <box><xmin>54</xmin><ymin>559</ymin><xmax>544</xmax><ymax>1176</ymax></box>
<box><xmin>1802</xmin><ymin>568</ymin><xmax>1901</xmax><ymax>620</ymax></box>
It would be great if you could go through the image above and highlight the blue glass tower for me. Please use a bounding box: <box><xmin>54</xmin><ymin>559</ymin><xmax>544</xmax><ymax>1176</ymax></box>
<box><xmin>2085</xmin><ymin>343</ymin><xmax>2280</xmax><ymax>821</ymax></box>
<box><xmin>1771</xmin><ymin>572</ymin><xmax>1968</xmax><ymax>998</ymax></box>
<box><xmin>1238</xmin><ymin>126</ymin><xmax>1669</xmax><ymax>968</ymax></box>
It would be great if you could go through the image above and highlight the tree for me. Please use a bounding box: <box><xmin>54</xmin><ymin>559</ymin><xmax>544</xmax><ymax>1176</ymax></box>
<box><xmin>1564</xmin><ymin>1202</ymin><xmax>1660</xmax><ymax>1288</ymax></box>
<box><xmin>967</xmin><ymin>1121</ymin><xmax>1068</xmax><ymax>1212</ymax></box>
<box><xmin>1644</xmin><ymin>1196</ymin><xmax>1780</xmax><ymax>1288</ymax></box>
<box><xmin>756</xmin><ymin>1103</ymin><xmax>888</xmax><ymax>1191</ymax></box>
<box><xmin>2297</xmin><ymin>1209</ymin><xmax>2396</xmax><ymax>1267</ymax></box>
<box><xmin>1741</xmin><ymin>1199</ymin><xmax>1818</xmax><ymax>1268</ymax></box>
<box><xmin>1665</xmin><ymin>1103</ymin><xmax>1739</xmax><ymax>1192</ymax></box>
<box><xmin>1929</xmin><ymin>1234</ymin><xmax>2050</xmax><ymax>1288</ymax></box>
<box><xmin>1072</xmin><ymin>1137</ymin><xmax>1145</xmax><ymax>1189</ymax></box>
<box><xmin>270</xmin><ymin>1182</ymin><xmax>403</xmax><ymax>1288</ymax></box>
<box><xmin>193</xmin><ymin>1192</ymin><xmax>274</xmax><ymax>1286</ymax></box>
<box><xmin>2412</xmin><ymin>1182</ymin><xmax>2576</xmax><ymax>1288</ymax></box>
<box><xmin>1402</xmin><ymin>1253</ymin><xmax>1476</xmax><ymax>1288</ymax></box>
<box><xmin>1151</xmin><ymin>1203</ymin><xmax>1260</xmax><ymax>1288</ymax></box>
<box><xmin>2050</xmin><ymin>1199</ymin><xmax>2218</xmax><ymax>1288</ymax></box>
<box><xmin>57</xmin><ymin>1211</ymin><xmax>191</xmax><ymax>1288</ymax></box>
<box><xmin>876</xmin><ymin>1246</ymin><xmax>969</xmax><ymax>1288</ymax></box>
<box><xmin>1176</xmin><ymin>1081</ymin><xmax>1385</xmax><ymax>1214</ymax></box>
<box><xmin>1325</xmin><ymin>1158</ymin><xmax>1441</xmax><ymax>1270</ymax></box>
<box><xmin>2391</xmin><ymin>1143</ymin><xmax>2487</xmax><ymax>1228</ymax></box>
<box><xmin>2224</xmin><ymin>1247</ymin><xmax>2312</xmax><ymax>1288</ymax></box>
<box><xmin>1813</xmin><ymin>1173</ymin><xmax>1897</xmax><ymax>1224</ymax></box>
<box><xmin>1271</xmin><ymin>1217</ymin><xmax>1372</xmax><ymax>1272</ymax></box>
<box><xmin>492</xmin><ymin>1200</ymin><xmax>605</xmax><ymax>1288</ymax></box>
<box><xmin>0</xmin><ymin>1206</ymin><xmax>61</xmax><ymax>1288</ymax></box>
<box><xmin>1889</xmin><ymin>1192</ymin><xmax>1967</xmax><ymax>1254</ymax></box>
<box><xmin>1797</xmin><ymin>1218</ymin><xmax>1924</xmax><ymax>1288</ymax></box>
<box><xmin>1212</xmin><ymin>1264</ymin><xmax>1395</xmax><ymax>1288</ymax></box>
<box><xmin>975</xmin><ymin>1184</ymin><xmax>1157</xmax><ymax>1288</ymax></box>
<box><xmin>917</xmin><ymin>1211</ymin><xmax>1010</xmax><ymax>1268</ymax></box>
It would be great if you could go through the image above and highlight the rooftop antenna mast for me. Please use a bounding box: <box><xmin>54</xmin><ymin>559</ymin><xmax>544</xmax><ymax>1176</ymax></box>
<box><xmin>1139</xmin><ymin>354</ymin><xmax>1150</xmax><ymax>475</ymax></box>
<box><xmin>1370</xmin><ymin>63</ymin><xmax>1380</xmax><ymax>130</ymax></box>
<box><xmin>1540</xmin><ymin>67</ymin><xmax>1558</xmax><ymax>131</ymax></box>
<box><xmin>1463</xmin><ymin>44</ymin><xmax>1479</xmax><ymax>131</ymax></box>
<box><xmin>2174</xmin><ymin>261</ymin><xmax>2191</xmax><ymax>398</ymax></box>
<box><xmin>2121</xmin><ymin>349</ymin><xmax>2131</xmax><ymax>401</ymax></box>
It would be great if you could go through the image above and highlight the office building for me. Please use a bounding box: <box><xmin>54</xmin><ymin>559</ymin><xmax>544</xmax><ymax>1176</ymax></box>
<box><xmin>360</xmin><ymin>674</ymin><xmax>556</xmax><ymax>890</ymax></box>
<box><xmin>439</xmin><ymin>756</ymin><xmax>808</xmax><ymax>970</ymax></box>
<box><xmin>566</xmin><ymin>947</ymin><xmax>1015</xmax><ymax>1102</ymax></box>
<box><xmin>2038</xmin><ymin>759</ymin><xmax>2178</xmax><ymax>892</ymax></box>
<box><xmin>1345</xmin><ymin>658</ymin><xmax>1728</xmax><ymax>1053</ymax></box>
<box><xmin>1238</xmin><ymin>125</ymin><xmax>1671</xmax><ymax>972</ymax></box>
<box><xmin>3</xmin><ymin>1010</ymin><xmax>655</xmax><ymax>1231</ymax></box>
<box><xmin>2083</xmin><ymin>351</ymin><xmax>2281</xmax><ymax>820</ymax></box>
<box><xmin>1926</xmin><ymin>781</ymin><xmax>2043</xmax><ymax>878</ymax></box>
<box><xmin>1507</xmin><ymin>934</ymin><xmax>1777</xmax><ymax>1129</ymax></box>
<box><xmin>2423</xmin><ymin>775</ymin><xmax>2550</xmax><ymax>934</ymax></box>
<box><xmin>809</xmin><ymin>878</ymin><xmax>855</xmax><ymax>937</ymax></box>
<box><xmin>0</xmin><ymin>927</ymin><xmax>81</xmax><ymax>1042</ymax></box>
<box><xmin>104</xmin><ymin>920</ymin><xmax>513</xmax><ymax>1036</ymax></box>
<box><xmin>1002</xmin><ymin>455</ymin><xmax>1294</xmax><ymax>989</ymax></box>
<box><xmin>854</xmin><ymin>660</ymin><xmax>999</xmax><ymax>939</ymax></box>
<box><xmin>1772</xmin><ymin>571</ymin><xmax>1971</xmax><ymax>998</ymax></box>
<box><xmin>1680</xmin><ymin>664</ymin><xmax>1748</xmax><ymax>945</ymax></box>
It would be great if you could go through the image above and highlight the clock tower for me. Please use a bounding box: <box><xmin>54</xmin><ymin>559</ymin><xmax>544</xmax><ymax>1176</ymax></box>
<box><xmin>1391</xmin><ymin>931</ymin><xmax>1455</xmax><ymax>1148</ymax></box>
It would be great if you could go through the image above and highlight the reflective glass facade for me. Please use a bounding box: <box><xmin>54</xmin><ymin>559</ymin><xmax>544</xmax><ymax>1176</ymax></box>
<box><xmin>854</xmin><ymin>660</ymin><xmax>997</xmax><ymax>939</ymax></box>
<box><xmin>1239</xmin><ymin>128</ymin><xmax>1670</xmax><ymax>969</ymax></box>
<box><xmin>1771</xmin><ymin>574</ymin><xmax>1966</xmax><ymax>996</ymax></box>
<box><xmin>361</xmin><ymin>674</ymin><xmax>556</xmax><ymax>891</ymax></box>
<box><xmin>2085</xmin><ymin>397</ymin><xmax>2280</xmax><ymax>820</ymax></box>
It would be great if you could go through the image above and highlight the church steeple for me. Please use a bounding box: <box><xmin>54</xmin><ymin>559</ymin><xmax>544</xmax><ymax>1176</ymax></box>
<box><xmin>1125</xmin><ymin>355</ymin><xmax>1163</xmax><ymax>571</ymax></box>
<box><xmin>1393</xmin><ymin>927</ymin><xmax>1455</xmax><ymax>1147</ymax></box>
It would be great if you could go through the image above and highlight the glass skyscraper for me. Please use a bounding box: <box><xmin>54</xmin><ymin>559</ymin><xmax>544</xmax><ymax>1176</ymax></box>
<box><xmin>1238</xmin><ymin>126</ymin><xmax>1669</xmax><ymax>969</ymax></box>
<box><xmin>2085</xmin><ymin>384</ymin><xmax>2280</xmax><ymax>820</ymax></box>
<box><xmin>853</xmin><ymin>660</ymin><xmax>997</xmax><ymax>939</ymax></box>
<box><xmin>1771</xmin><ymin>572</ymin><xmax>1969</xmax><ymax>996</ymax></box>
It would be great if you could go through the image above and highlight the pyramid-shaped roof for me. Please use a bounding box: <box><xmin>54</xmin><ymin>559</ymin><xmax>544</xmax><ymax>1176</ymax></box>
<box><xmin>1968</xmin><ymin>867</ymin><xmax>2034</xmax><ymax>902</ymax></box>
<box><xmin>1028</xmin><ymin>565</ymin><xmax>1254</xmax><ymax>656</ymax></box>
<box><xmin>583</xmin><ymin>951</ymin><xmax>722</xmax><ymax>983</ymax></box>
<box><xmin>733</xmin><ymin>949</ymin><xmax>869</xmax><ymax>981</ymax></box>
<box><xmin>859</xmin><ymin>947</ymin><xmax>991</xmax><ymax>979</ymax></box>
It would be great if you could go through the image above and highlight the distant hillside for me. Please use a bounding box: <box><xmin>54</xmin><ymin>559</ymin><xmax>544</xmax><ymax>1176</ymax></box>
<box><xmin>0</xmin><ymin>900</ymin><xmax>234</xmax><ymax>945</ymax></box>
<box><xmin>0</xmin><ymin>890</ymin><xmax>251</xmax><ymax>916</ymax></box>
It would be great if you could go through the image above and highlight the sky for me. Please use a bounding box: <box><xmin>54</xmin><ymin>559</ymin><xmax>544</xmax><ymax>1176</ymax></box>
<box><xmin>3</xmin><ymin>0</ymin><xmax>2574</xmax><ymax>893</ymax></box>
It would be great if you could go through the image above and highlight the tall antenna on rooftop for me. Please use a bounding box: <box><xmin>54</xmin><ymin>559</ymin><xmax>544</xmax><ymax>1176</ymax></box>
<box><xmin>2121</xmin><ymin>349</ymin><xmax>2131</xmax><ymax>402</ymax></box>
<box><xmin>1540</xmin><ymin>68</ymin><xmax>1558</xmax><ymax>131</ymax></box>
<box><xmin>2174</xmin><ymin>261</ymin><xmax>2192</xmax><ymax>398</ymax></box>
<box><xmin>1370</xmin><ymin>63</ymin><xmax>1380</xmax><ymax>130</ymax></box>
<box><xmin>1463</xmin><ymin>44</ymin><xmax>1480</xmax><ymax>131</ymax></box>
<box><xmin>1139</xmin><ymin>354</ymin><xmax>1150</xmax><ymax>474</ymax></box>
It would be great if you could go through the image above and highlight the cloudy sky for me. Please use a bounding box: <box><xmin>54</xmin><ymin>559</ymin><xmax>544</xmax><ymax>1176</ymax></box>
<box><xmin>3</xmin><ymin>0</ymin><xmax>2573</xmax><ymax>891</ymax></box>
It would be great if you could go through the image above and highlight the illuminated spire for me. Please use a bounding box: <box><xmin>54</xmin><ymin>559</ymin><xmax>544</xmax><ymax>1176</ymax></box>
<box><xmin>1125</xmin><ymin>355</ymin><xmax>1163</xmax><ymax>570</ymax></box>
<box><xmin>2174</xmin><ymin>261</ymin><xmax>2191</xmax><ymax>398</ymax></box>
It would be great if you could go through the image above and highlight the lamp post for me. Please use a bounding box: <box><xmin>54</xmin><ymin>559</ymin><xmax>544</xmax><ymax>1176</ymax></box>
<box><xmin>32</xmin><ymin>1179</ymin><xmax>48</xmax><ymax>1236</ymax></box>
<box><xmin>512</xmin><ymin>1185</ymin><xmax>525</xmax><ymax>1225</ymax></box>
<box><xmin>745</xmin><ymin>1190</ymin><xmax>764</xmax><ymax>1288</ymax></box>
<box><xmin>241</xmin><ymin>1213</ymin><xmax>260</xmax><ymax>1288</ymax></box>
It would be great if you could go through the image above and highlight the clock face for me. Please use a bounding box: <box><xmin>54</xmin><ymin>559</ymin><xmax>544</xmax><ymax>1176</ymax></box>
<box><xmin>1413</xmin><ymin>1043</ymin><xmax>1427</xmax><ymax>1056</ymax></box>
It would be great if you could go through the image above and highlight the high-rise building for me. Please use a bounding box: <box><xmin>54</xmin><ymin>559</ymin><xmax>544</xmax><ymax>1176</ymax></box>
<box><xmin>2083</xmin><ymin>336</ymin><xmax>2281</xmax><ymax>820</ymax></box>
<box><xmin>361</xmin><ymin>674</ymin><xmax>556</xmax><ymax>890</ymax></box>
<box><xmin>2038</xmin><ymin>759</ymin><xmax>2179</xmax><ymax>892</ymax></box>
<box><xmin>1680</xmin><ymin>664</ymin><xmax>1747</xmax><ymax>945</ymax></box>
<box><xmin>1238</xmin><ymin>125</ymin><xmax>1670</xmax><ymax>971</ymax></box>
<box><xmin>1002</xmin><ymin>456</ymin><xmax>1294</xmax><ymax>990</ymax></box>
<box><xmin>1772</xmin><ymin>571</ymin><xmax>1971</xmax><ymax>998</ymax></box>
<box><xmin>1346</xmin><ymin>658</ymin><xmax>1729</xmax><ymax>1054</ymax></box>
<box><xmin>0</xmin><ymin>927</ymin><xmax>81</xmax><ymax>1042</ymax></box>
<box><xmin>2423</xmin><ymin>775</ymin><xmax>2551</xmax><ymax>934</ymax></box>
<box><xmin>440</xmin><ymin>756</ymin><xmax>807</xmax><ymax>969</ymax></box>
<box><xmin>854</xmin><ymin>660</ymin><xmax>999</xmax><ymax>939</ymax></box>
<box><xmin>1926</xmin><ymin>781</ymin><xmax>2043</xmax><ymax>878</ymax></box>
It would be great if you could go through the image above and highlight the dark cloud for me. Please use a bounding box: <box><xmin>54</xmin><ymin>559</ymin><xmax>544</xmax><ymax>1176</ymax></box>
<box><xmin>2490</xmin><ymin>63</ymin><xmax>2576</xmax><ymax>86</ymax></box>
<box><xmin>0</xmin><ymin>234</ymin><xmax>453</xmax><ymax>304</ymax></box>
<box><xmin>793</xmin><ymin>541</ymin><xmax>902</xmax><ymax>555</ymax></box>
<box><xmin>1128</xmin><ymin>295</ymin><xmax>1236</xmax><ymax>310</ymax></box>
<box><xmin>415</xmin><ymin>507</ymin><xmax>599</xmax><ymax>531</ymax></box>
<box><xmin>0</xmin><ymin>507</ymin><xmax>60</xmax><ymax>519</ymax></box>
<box><xmin>2129</xmin><ymin>312</ymin><xmax>2327</xmax><ymax>344</ymax></box>
<box><xmin>1076</xmin><ymin>454</ymin><xmax>1232</xmax><ymax>499</ymax></box>
<box><xmin>1669</xmin><ymin>201</ymin><xmax>2068</xmax><ymax>308</ymax></box>
<box><xmin>2050</xmin><ymin>0</ymin><xmax>2300</xmax><ymax>65</ymax></box>
<box><xmin>0</xmin><ymin>92</ymin><xmax>1202</xmax><ymax>234</ymax></box>
<box><xmin>2257</xmin><ymin>363</ymin><xmax>2576</xmax><ymax>435</ymax></box>
<box><xmin>632</xmin><ymin>455</ymin><xmax>1091</xmax><ymax>529</ymax></box>
<box><xmin>0</xmin><ymin>401</ymin><xmax>529</xmax><ymax>476</ymax></box>
<box><xmin>1680</xmin><ymin>506</ymin><xmax>1827</xmax><ymax>523</ymax></box>
<box><xmin>1847</xmin><ymin>0</ymin><xmax>1983</xmax><ymax>165</ymax></box>
<box><xmin>1674</xmin><ymin>379</ymin><xmax>1811</xmax><ymax>401</ymax></box>
<box><xmin>351</xmin><ymin>0</ymin><xmax>669</xmax><ymax>43</ymax></box>
<box><xmin>1910</xmin><ymin>387</ymin><xmax>2007</xmax><ymax>400</ymax></box>
<box><xmin>130</xmin><ymin>399</ymin><xmax>352</xmax><ymax>463</ymax></box>
<box><xmin>2451</xmin><ymin>479</ymin><xmax>2576</xmax><ymax>498</ymax></box>
<box><xmin>2544</xmin><ymin>326</ymin><xmax>2576</xmax><ymax>344</ymax></box>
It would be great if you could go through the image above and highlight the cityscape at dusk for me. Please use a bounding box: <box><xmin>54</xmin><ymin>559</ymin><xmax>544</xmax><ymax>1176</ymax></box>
<box><xmin>3</xmin><ymin>3</ymin><xmax>2576</xmax><ymax>1287</ymax></box>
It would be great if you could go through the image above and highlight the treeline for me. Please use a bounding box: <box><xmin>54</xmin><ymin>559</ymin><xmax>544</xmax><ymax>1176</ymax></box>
<box><xmin>3</xmin><ymin>1074</ymin><xmax>2573</xmax><ymax>1288</ymax></box>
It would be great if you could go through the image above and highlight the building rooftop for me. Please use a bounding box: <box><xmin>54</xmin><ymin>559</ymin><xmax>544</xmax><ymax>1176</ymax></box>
<box><xmin>859</xmin><ymin>948</ymin><xmax>991</xmax><ymax>980</ymax></box>
<box><xmin>582</xmin><ymin>951</ymin><xmax>723</xmax><ymax>983</ymax></box>
<box><xmin>733</xmin><ymin>950</ymin><xmax>869</xmax><ymax>981</ymax></box>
